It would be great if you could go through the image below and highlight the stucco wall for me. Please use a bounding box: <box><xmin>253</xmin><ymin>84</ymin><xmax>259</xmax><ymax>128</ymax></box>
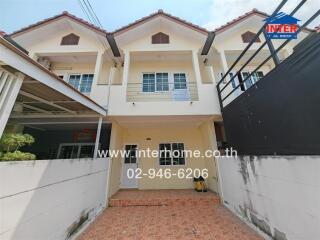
<box><xmin>0</xmin><ymin>158</ymin><xmax>110</xmax><ymax>240</ymax></box>
<box><xmin>108</xmin><ymin>122</ymin><xmax>124</xmax><ymax>197</ymax></box>
<box><xmin>109</xmin><ymin>124</ymin><xmax>218</xmax><ymax>190</ymax></box>
<box><xmin>216</xmin><ymin>155</ymin><xmax>320</xmax><ymax>240</ymax></box>
<box><xmin>199</xmin><ymin>121</ymin><xmax>219</xmax><ymax>193</ymax></box>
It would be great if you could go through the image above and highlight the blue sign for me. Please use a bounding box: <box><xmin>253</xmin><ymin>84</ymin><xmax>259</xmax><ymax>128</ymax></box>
<box><xmin>264</xmin><ymin>12</ymin><xmax>300</xmax><ymax>39</ymax></box>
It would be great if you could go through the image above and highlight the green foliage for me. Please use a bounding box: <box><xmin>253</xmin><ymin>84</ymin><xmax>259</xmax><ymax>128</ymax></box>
<box><xmin>1</xmin><ymin>151</ymin><xmax>36</xmax><ymax>161</ymax></box>
<box><xmin>0</xmin><ymin>133</ymin><xmax>36</xmax><ymax>161</ymax></box>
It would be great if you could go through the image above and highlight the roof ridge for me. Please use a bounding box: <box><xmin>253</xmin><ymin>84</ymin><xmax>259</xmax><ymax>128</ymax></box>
<box><xmin>10</xmin><ymin>11</ymin><xmax>108</xmax><ymax>37</ymax></box>
<box><xmin>213</xmin><ymin>8</ymin><xmax>313</xmax><ymax>33</ymax></box>
<box><xmin>112</xmin><ymin>9</ymin><xmax>208</xmax><ymax>35</ymax></box>
<box><xmin>213</xmin><ymin>9</ymin><xmax>268</xmax><ymax>33</ymax></box>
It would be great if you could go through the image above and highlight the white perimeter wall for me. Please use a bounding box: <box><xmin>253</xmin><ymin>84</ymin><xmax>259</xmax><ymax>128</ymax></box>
<box><xmin>0</xmin><ymin>158</ymin><xmax>111</xmax><ymax>240</ymax></box>
<box><xmin>217</xmin><ymin>156</ymin><xmax>320</xmax><ymax>240</ymax></box>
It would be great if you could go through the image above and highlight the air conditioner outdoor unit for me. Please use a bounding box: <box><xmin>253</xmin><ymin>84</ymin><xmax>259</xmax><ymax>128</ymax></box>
<box><xmin>37</xmin><ymin>57</ymin><xmax>51</xmax><ymax>69</ymax></box>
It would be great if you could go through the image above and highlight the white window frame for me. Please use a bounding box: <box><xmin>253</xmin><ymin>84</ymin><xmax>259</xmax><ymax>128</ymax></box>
<box><xmin>68</xmin><ymin>73</ymin><xmax>94</xmax><ymax>93</ymax></box>
<box><xmin>141</xmin><ymin>72</ymin><xmax>170</xmax><ymax>93</ymax></box>
<box><xmin>123</xmin><ymin>144</ymin><xmax>138</xmax><ymax>164</ymax></box>
<box><xmin>241</xmin><ymin>71</ymin><xmax>264</xmax><ymax>90</ymax></box>
<box><xmin>173</xmin><ymin>72</ymin><xmax>188</xmax><ymax>90</ymax></box>
<box><xmin>57</xmin><ymin>142</ymin><xmax>95</xmax><ymax>159</ymax></box>
<box><xmin>158</xmin><ymin>142</ymin><xmax>186</xmax><ymax>167</ymax></box>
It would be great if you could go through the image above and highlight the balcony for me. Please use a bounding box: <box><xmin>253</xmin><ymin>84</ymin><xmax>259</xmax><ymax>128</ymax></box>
<box><xmin>31</xmin><ymin>51</ymin><xmax>112</xmax><ymax>106</ymax></box>
<box><xmin>107</xmin><ymin>50</ymin><xmax>221</xmax><ymax>116</ymax></box>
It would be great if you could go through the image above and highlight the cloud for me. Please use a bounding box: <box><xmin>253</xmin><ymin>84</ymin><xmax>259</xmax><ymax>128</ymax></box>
<box><xmin>203</xmin><ymin>0</ymin><xmax>319</xmax><ymax>30</ymax></box>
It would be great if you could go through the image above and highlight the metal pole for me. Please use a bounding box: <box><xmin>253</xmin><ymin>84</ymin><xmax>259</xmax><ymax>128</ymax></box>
<box><xmin>94</xmin><ymin>116</ymin><xmax>103</xmax><ymax>159</ymax></box>
<box><xmin>263</xmin><ymin>29</ymin><xmax>280</xmax><ymax>66</ymax></box>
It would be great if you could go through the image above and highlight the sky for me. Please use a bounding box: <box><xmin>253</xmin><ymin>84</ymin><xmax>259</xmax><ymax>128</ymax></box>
<box><xmin>0</xmin><ymin>0</ymin><xmax>319</xmax><ymax>34</ymax></box>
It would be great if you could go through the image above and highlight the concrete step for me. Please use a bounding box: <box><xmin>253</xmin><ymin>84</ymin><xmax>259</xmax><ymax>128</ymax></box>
<box><xmin>109</xmin><ymin>189</ymin><xmax>220</xmax><ymax>207</ymax></box>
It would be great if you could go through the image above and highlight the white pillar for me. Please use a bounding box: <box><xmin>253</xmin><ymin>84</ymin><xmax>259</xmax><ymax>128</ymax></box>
<box><xmin>93</xmin><ymin>116</ymin><xmax>103</xmax><ymax>159</ymax></box>
<box><xmin>0</xmin><ymin>71</ymin><xmax>24</xmax><ymax>138</ymax></box>
<box><xmin>218</xmin><ymin>49</ymin><xmax>229</xmax><ymax>78</ymax></box>
<box><xmin>217</xmin><ymin>49</ymin><xmax>232</xmax><ymax>105</ymax></box>
<box><xmin>106</xmin><ymin>66</ymin><xmax>115</xmax><ymax>110</ymax></box>
<box><xmin>192</xmin><ymin>50</ymin><xmax>202</xmax><ymax>85</ymax></box>
<box><xmin>191</xmin><ymin>50</ymin><xmax>202</xmax><ymax>101</ymax></box>
<box><xmin>123</xmin><ymin>51</ymin><xmax>130</xmax><ymax>101</ymax></box>
<box><xmin>207</xmin><ymin>65</ymin><xmax>216</xmax><ymax>84</ymax></box>
<box><xmin>91</xmin><ymin>51</ymin><xmax>104</xmax><ymax>89</ymax></box>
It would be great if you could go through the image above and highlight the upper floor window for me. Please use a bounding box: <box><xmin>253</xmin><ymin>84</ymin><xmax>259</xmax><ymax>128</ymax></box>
<box><xmin>61</xmin><ymin>33</ymin><xmax>80</xmax><ymax>45</ymax></box>
<box><xmin>68</xmin><ymin>74</ymin><xmax>94</xmax><ymax>93</ymax></box>
<box><xmin>142</xmin><ymin>73</ymin><xmax>169</xmax><ymax>92</ymax></box>
<box><xmin>241</xmin><ymin>31</ymin><xmax>260</xmax><ymax>43</ymax></box>
<box><xmin>152</xmin><ymin>32</ymin><xmax>169</xmax><ymax>44</ymax></box>
<box><xmin>173</xmin><ymin>73</ymin><xmax>187</xmax><ymax>89</ymax></box>
<box><xmin>241</xmin><ymin>71</ymin><xmax>264</xmax><ymax>89</ymax></box>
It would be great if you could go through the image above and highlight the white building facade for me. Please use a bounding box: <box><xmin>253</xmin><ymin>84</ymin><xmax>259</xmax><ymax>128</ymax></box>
<box><xmin>2</xmin><ymin>9</ymin><xmax>312</xmax><ymax>196</ymax></box>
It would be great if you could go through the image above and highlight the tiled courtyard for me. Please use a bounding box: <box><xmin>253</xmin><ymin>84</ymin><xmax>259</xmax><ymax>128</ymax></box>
<box><xmin>78</xmin><ymin>190</ymin><xmax>263</xmax><ymax>240</ymax></box>
<box><xmin>109</xmin><ymin>189</ymin><xmax>220</xmax><ymax>207</ymax></box>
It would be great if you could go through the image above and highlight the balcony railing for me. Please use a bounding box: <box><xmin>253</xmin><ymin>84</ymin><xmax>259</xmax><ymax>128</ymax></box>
<box><xmin>126</xmin><ymin>82</ymin><xmax>198</xmax><ymax>102</ymax></box>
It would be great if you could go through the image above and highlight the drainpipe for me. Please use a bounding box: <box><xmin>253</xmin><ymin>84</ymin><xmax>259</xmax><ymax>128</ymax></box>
<box><xmin>93</xmin><ymin>116</ymin><xmax>102</xmax><ymax>159</ymax></box>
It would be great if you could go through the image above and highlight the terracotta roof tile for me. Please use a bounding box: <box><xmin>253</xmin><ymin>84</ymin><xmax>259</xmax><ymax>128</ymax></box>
<box><xmin>0</xmin><ymin>31</ymin><xmax>6</xmax><ymax>36</ymax></box>
<box><xmin>9</xmin><ymin>8</ymin><xmax>313</xmax><ymax>39</ymax></box>
<box><xmin>10</xmin><ymin>11</ymin><xmax>108</xmax><ymax>37</ymax></box>
<box><xmin>213</xmin><ymin>9</ymin><xmax>314</xmax><ymax>34</ymax></box>
<box><xmin>213</xmin><ymin>9</ymin><xmax>268</xmax><ymax>33</ymax></box>
<box><xmin>112</xmin><ymin>9</ymin><xmax>209</xmax><ymax>36</ymax></box>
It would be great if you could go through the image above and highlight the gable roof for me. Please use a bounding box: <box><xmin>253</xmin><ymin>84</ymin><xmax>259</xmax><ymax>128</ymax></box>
<box><xmin>10</xmin><ymin>11</ymin><xmax>108</xmax><ymax>38</ymax></box>
<box><xmin>264</xmin><ymin>12</ymin><xmax>300</xmax><ymax>24</ymax></box>
<box><xmin>112</xmin><ymin>9</ymin><xmax>208</xmax><ymax>36</ymax></box>
<box><xmin>213</xmin><ymin>9</ymin><xmax>313</xmax><ymax>34</ymax></box>
<box><xmin>9</xmin><ymin>8</ymin><xmax>313</xmax><ymax>40</ymax></box>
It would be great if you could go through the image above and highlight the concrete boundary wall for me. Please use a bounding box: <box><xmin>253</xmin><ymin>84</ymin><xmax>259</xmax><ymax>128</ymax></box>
<box><xmin>216</xmin><ymin>155</ymin><xmax>320</xmax><ymax>240</ymax></box>
<box><xmin>0</xmin><ymin>158</ymin><xmax>111</xmax><ymax>240</ymax></box>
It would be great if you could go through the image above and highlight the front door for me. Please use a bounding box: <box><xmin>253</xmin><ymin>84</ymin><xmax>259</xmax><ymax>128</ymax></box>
<box><xmin>121</xmin><ymin>144</ymin><xmax>138</xmax><ymax>188</ymax></box>
<box><xmin>172</xmin><ymin>73</ymin><xmax>190</xmax><ymax>101</ymax></box>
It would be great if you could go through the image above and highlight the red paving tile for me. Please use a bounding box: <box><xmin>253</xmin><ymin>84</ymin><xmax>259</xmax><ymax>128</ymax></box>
<box><xmin>109</xmin><ymin>189</ymin><xmax>220</xmax><ymax>207</ymax></box>
<box><xmin>78</xmin><ymin>190</ymin><xmax>262</xmax><ymax>240</ymax></box>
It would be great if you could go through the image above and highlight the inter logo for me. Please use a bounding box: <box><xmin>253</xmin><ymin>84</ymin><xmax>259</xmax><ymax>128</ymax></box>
<box><xmin>264</xmin><ymin>12</ymin><xmax>300</xmax><ymax>39</ymax></box>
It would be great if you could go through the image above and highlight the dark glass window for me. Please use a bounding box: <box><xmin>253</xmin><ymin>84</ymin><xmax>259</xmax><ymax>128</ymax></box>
<box><xmin>61</xmin><ymin>33</ymin><xmax>80</xmax><ymax>45</ymax></box>
<box><xmin>159</xmin><ymin>143</ymin><xmax>185</xmax><ymax>166</ymax></box>
<box><xmin>124</xmin><ymin>145</ymin><xmax>137</xmax><ymax>164</ymax></box>
<box><xmin>152</xmin><ymin>32</ymin><xmax>169</xmax><ymax>44</ymax></box>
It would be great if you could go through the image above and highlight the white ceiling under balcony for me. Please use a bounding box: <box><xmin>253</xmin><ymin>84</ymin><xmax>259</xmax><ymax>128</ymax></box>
<box><xmin>37</xmin><ymin>52</ymin><xmax>98</xmax><ymax>64</ymax></box>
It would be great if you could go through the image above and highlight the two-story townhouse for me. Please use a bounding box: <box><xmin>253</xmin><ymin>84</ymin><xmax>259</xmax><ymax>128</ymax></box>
<box><xmin>5</xmin><ymin>9</ymin><xmax>312</xmax><ymax>197</ymax></box>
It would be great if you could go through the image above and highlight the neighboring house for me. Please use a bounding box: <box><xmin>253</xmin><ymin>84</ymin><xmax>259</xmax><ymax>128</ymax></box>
<box><xmin>1</xmin><ymin>9</ymin><xmax>313</xmax><ymax>197</ymax></box>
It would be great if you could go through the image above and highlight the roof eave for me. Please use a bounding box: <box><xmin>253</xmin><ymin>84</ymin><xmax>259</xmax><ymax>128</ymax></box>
<box><xmin>112</xmin><ymin>10</ymin><xmax>208</xmax><ymax>37</ymax></box>
<box><xmin>10</xmin><ymin>12</ymin><xmax>108</xmax><ymax>38</ymax></box>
